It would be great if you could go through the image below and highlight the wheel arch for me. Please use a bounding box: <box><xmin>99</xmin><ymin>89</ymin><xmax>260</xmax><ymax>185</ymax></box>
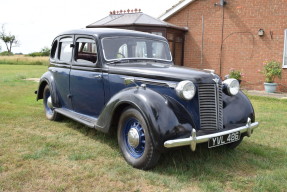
<box><xmin>109</xmin><ymin>102</ymin><xmax>133</xmax><ymax>134</ymax></box>
<box><xmin>97</xmin><ymin>87</ymin><xmax>195</xmax><ymax>152</ymax></box>
<box><xmin>36</xmin><ymin>71</ymin><xmax>61</xmax><ymax>108</ymax></box>
<box><xmin>37</xmin><ymin>80</ymin><xmax>48</xmax><ymax>100</ymax></box>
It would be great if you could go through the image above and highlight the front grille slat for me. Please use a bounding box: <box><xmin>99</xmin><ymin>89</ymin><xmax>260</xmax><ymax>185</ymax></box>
<box><xmin>198</xmin><ymin>83</ymin><xmax>223</xmax><ymax>131</ymax></box>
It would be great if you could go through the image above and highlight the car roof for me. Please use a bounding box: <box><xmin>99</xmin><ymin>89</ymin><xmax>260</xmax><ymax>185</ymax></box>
<box><xmin>56</xmin><ymin>28</ymin><xmax>167</xmax><ymax>40</ymax></box>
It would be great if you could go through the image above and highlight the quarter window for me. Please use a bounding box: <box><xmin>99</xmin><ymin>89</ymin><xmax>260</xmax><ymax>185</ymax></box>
<box><xmin>75</xmin><ymin>38</ymin><xmax>97</xmax><ymax>64</ymax></box>
<box><xmin>50</xmin><ymin>40</ymin><xmax>57</xmax><ymax>59</ymax></box>
<box><xmin>58</xmin><ymin>37</ymin><xmax>73</xmax><ymax>62</ymax></box>
<box><xmin>283</xmin><ymin>29</ymin><xmax>287</xmax><ymax>68</ymax></box>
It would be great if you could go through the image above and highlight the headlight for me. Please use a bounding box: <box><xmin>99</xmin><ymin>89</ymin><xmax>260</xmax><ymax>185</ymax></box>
<box><xmin>175</xmin><ymin>80</ymin><xmax>196</xmax><ymax>100</ymax></box>
<box><xmin>223</xmin><ymin>78</ymin><xmax>240</xmax><ymax>96</ymax></box>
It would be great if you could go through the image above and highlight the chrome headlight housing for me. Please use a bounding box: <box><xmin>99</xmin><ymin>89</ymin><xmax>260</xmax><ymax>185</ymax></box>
<box><xmin>175</xmin><ymin>80</ymin><xmax>196</xmax><ymax>100</ymax></box>
<box><xmin>223</xmin><ymin>78</ymin><xmax>240</xmax><ymax>96</ymax></box>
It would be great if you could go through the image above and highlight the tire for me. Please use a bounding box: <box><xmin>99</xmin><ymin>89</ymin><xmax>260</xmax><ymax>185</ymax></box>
<box><xmin>117</xmin><ymin>107</ymin><xmax>160</xmax><ymax>170</ymax></box>
<box><xmin>43</xmin><ymin>85</ymin><xmax>62</xmax><ymax>121</ymax></box>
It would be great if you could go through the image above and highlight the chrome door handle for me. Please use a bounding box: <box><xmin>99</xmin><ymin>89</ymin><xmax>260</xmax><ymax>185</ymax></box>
<box><xmin>94</xmin><ymin>74</ymin><xmax>102</xmax><ymax>79</ymax></box>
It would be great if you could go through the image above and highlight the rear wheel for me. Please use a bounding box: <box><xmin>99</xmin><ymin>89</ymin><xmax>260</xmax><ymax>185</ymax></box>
<box><xmin>117</xmin><ymin>107</ymin><xmax>160</xmax><ymax>170</ymax></box>
<box><xmin>43</xmin><ymin>85</ymin><xmax>62</xmax><ymax>121</ymax></box>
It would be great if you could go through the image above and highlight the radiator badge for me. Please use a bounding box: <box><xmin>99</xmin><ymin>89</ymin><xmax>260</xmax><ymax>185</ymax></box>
<box><xmin>213</xmin><ymin>78</ymin><xmax>219</xmax><ymax>87</ymax></box>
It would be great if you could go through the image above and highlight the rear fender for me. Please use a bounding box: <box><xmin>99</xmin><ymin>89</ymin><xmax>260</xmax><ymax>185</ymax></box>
<box><xmin>36</xmin><ymin>71</ymin><xmax>60</xmax><ymax>108</ymax></box>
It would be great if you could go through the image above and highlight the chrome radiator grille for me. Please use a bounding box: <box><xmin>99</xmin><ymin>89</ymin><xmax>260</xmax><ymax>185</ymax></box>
<box><xmin>198</xmin><ymin>83</ymin><xmax>223</xmax><ymax>131</ymax></box>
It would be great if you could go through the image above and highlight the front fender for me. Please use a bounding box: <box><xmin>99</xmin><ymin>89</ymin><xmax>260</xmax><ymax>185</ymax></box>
<box><xmin>223</xmin><ymin>91</ymin><xmax>255</xmax><ymax>127</ymax></box>
<box><xmin>97</xmin><ymin>87</ymin><xmax>195</xmax><ymax>152</ymax></box>
<box><xmin>36</xmin><ymin>71</ymin><xmax>60</xmax><ymax>108</ymax></box>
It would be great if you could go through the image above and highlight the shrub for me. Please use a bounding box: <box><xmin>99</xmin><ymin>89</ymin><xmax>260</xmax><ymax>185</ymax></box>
<box><xmin>229</xmin><ymin>69</ymin><xmax>243</xmax><ymax>80</ymax></box>
<box><xmin>27</xmin><ymin>47</ymin><xmax>50</xmax><ymax>57</ymax></box>
<box><xmin>0</xmin><ymin>51</ymin><xmax>13</xmax><ymax>56</ymax></box>
<box><xmin>28</xmin><ymin>52</ymin><xmax>43</xmax><ymax>57</ymax></box>
<box><xmin>40</xmin><ymin>47</ymin><xmax>50</xmax><ymax>56</ymax></box>
<box><xmin>262</xmin><ymin>60</ymin><xmax>282</xmax><ymax>83</ymax></box>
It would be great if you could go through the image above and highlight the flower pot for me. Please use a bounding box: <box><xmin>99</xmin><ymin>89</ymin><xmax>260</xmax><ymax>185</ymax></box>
<box><xmin>264</xmin><ymin>82</ymin><xmax>277</xmax><ymax>93</ymax></box>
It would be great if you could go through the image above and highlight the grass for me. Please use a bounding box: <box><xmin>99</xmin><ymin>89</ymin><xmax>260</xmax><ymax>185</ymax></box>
<box><xmin>0</xmin><ymin>64</ymin><xmax>286</xmax><ymax>191</ymax></box>
<box><xmin>0</xmin><ymin>55</ymin><xmax>49</xmax><ymax>66</ymax></box>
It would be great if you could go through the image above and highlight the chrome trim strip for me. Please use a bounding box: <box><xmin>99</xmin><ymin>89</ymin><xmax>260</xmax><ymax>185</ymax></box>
<box><xmin>164</xmin><ymin>118</ymin><xmax>259</xmax><ymax>151</ymax></box>
<box><xmin>136</xmin><ymin>78</ymin><xmax>177</xmax><ymax>88</ymax></box>
<box><xmin>122</xmin><ymin>77</ymin><xmax>176</xmax><ymax>88</ymax></box>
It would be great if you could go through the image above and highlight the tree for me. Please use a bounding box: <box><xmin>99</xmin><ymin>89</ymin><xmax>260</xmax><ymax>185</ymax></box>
<box><xmin>0</xmin><ymin>24</ymin><xmax>20</xmax><ymax>53</ymax></box>
<box><xmin>41</xmin><ymin>47</ymin><xmax>50</xmax><ymax>56</ymax></box>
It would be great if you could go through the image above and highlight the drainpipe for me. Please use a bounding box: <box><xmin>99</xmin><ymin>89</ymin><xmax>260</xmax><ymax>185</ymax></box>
<box><xmin>215</xmin><ymin>0</ymin><xmax>227</xmax><ymax>77</ymax></box>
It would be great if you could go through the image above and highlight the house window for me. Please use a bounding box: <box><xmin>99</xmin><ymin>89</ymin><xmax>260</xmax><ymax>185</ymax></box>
<box><xmin>283</xmin><ymin>29</ymin><xmax>287</xmax><ymax>68</ymax></box>
<box><xmin>151</xmin><ymin>32</ymin><xmax>163</xmax><ymax>36</ymax></box>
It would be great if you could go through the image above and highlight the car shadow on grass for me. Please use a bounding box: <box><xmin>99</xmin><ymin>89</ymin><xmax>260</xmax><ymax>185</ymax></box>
<box><xmin>62</xmin><ymin>117</ymin><xmax>119</xmax><ymax>150</ymax></box>
<box><xmin>60</xmin><ymin>117</ymin><xmax>286</xmax><ymax>190</ymax></box>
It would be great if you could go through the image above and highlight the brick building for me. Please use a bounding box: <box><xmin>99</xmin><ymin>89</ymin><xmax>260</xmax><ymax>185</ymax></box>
<box><xmin>87</xmin><ymin>10</ymin><xmax>187</xmax><ymax>66</ymax></box>
<box><xmin>160</xmin><ymin>0</ymin><xmax>287</xmax><ymax>91</ymax></box>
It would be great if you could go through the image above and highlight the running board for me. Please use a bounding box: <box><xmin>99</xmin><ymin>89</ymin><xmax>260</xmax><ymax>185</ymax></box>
<box><xmin>55</xmin><ymin>108</ymin><xmax>98</xmax><ymax>128</ymax></box>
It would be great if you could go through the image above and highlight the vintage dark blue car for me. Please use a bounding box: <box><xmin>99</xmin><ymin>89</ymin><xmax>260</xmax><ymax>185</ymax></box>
<box><xmin>36</xmin><ymin>28</ymin><xmax>259</xmax><ymax>169</ymax></box>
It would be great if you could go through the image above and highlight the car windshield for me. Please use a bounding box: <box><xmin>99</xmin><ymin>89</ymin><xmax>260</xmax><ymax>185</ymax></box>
<box><xmin>102</xmin><ymin>36</ymin><xmax>172</xmax><ymax>62</ymax></box>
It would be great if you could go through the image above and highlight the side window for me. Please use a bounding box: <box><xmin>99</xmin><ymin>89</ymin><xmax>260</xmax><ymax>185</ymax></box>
<box><xmin>58</xmin><ymin>37</ymin><xmax>73</xmax><ymax>62</ymax></box>
<box><xmin>75</xmin><ymin>38</ymin><xmax>97</xmax><ymax>64</ymax></box>
<box><xmin>50</xmin><ymin>40</ymin><xmax>57</xmax><ymax>59</ymax></box>
<box><xmin>283</xmin><ymin>29</ymin><xmax>287</xmax><ymax>68</ymax></box>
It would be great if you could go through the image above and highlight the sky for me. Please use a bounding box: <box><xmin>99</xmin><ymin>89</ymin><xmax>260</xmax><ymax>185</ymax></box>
<box><xmin>0</xmin><ymin>0</ymin><xmax>180</xmax><ymax>54</ymax></box>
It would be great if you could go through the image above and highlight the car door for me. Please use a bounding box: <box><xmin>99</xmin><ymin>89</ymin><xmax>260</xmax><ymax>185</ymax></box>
<box><xmin>51</xmin><ymin>36</ymin><xmax>73</xmax><ymax>109</ymax></box>
<box><xmin>69</xmin><ymin>36</ymin><xmax>105</xmax><ymax>118</ymax></box>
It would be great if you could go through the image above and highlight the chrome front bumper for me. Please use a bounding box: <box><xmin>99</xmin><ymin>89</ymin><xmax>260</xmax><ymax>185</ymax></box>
<box><xmin>164</xmin><ymin>118</ymin><xmax>259</xmax><ymax>151</ymax></box>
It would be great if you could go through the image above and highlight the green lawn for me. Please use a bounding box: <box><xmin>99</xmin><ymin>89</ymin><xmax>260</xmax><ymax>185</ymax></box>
<box><xmin>0</xmin><ymin>64</ymin><xmax>286</xmax><ymax>192</ymax></box>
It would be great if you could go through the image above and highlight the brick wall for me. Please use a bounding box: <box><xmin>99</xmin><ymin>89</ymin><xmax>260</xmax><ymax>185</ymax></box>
<box><xmin>165</xmin><ymin>0</ymin><xmax>287</xmax><ymax>91</ymax></box>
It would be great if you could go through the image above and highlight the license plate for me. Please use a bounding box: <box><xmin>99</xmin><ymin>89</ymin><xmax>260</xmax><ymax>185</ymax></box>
<box><xmin>208</xmin><ymin>131</ymin><xmax>241</xmax><ymax>148</ymax></box>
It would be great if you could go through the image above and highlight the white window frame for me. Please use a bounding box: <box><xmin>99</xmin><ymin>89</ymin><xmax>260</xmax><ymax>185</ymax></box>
<box><xmin>282</xmin><ymin>29</ymin><xmax>287</xmax><ymax>68</ymax></box>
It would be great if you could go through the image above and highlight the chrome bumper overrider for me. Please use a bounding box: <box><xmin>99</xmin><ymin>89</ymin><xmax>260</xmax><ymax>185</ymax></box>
<box><xmin>164</xmin><ymin>118</ymin><xmax>259</xmax><ymax>151</ymax></box>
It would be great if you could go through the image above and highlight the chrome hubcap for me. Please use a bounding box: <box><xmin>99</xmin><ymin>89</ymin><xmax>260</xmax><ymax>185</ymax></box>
<box><xmin>127</xmin><ymin>128</ymin><xmax>140</xmax><ymax>148</ymax></box>
<box><xmin>47</xmin><ymin>96</ymin><xmax>53</xmax><ymax>109</ymax></box>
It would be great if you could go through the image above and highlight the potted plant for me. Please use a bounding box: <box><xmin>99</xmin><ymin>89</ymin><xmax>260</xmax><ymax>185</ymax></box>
<box><xmin>262</xmin><ymin>60</ymin><xmax>282</xmax><ymax>93</ymax></box>
<box><xmin>228</xmin><ymin>69</ymin><xmax>243</xmax><ymax>84</ymax></box>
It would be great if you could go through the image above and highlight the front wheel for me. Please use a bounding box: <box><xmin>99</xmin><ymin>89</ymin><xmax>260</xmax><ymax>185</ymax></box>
<box><xmin>43</xmin><ymin>85</ymin><xmax>62</xmax><ymax>121</ymax></box>
<box><xmin>117</xmin><ymin>107</ymin><xmax>160</xmax><ymax>170</ymax></box>
<box><xmin>225</xmin><ymin>137</ymin><xmax>243</xmax><ymax>149</ymax></box>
